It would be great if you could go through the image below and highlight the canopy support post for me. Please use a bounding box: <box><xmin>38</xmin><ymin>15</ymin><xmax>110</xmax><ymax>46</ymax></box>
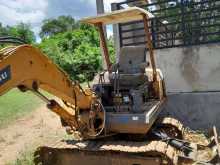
<box><xmin>96</xmin><ymin>23</ymin><xmax>111</xmax><ymax>72</ymax></box>
<box><xmin>142</xmin><ymin>14</ymin><xmax>157</xmax><ymax>82</ymax></box>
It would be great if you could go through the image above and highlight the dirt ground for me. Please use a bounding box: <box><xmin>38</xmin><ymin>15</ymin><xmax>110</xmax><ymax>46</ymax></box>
<box><xmin>0</xmin><ymin>105</ymin><xmax>217</xmax><ymax>165</ymax></box>
<box><xmin>0</xmin><ymin>106</ymin><xmax>67</xmax><ymax>165</ymax></box>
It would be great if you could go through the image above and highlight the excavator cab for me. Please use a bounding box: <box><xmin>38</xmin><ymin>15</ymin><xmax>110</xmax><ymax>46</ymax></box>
<box><xmin>81</xmin><ymin>7</ymin><xmax>166</xmax><ymax>135</ymax></box>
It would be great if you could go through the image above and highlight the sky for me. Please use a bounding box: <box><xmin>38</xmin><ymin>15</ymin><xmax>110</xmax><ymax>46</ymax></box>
<box><xmin>0</xmin><ymin>0</ymin><xmax>124</xmax><ymax>42</ymax></box>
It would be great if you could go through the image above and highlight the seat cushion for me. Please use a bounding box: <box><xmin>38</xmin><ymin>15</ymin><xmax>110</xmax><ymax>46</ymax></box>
<box><xmin>109</xmin><ymin>46</ymin><xmax>149</xmax><ymax>87</ymax></box>
<box><xmin>118</xmin><ymin>46</ymin><xmax>147</xmax><ymax>74</ymax></box>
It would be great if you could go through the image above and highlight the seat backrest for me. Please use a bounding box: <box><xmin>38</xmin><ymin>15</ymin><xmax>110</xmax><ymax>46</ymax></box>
<box><xmin>118</xmin><ymin>46</ymin><xmax>147</xmax><ymax>74</ymax></box>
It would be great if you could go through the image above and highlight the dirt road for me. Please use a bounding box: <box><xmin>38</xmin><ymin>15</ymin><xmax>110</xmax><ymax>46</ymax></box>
<box><xmin>0</xmin><ymin>106</ymin><xmax>67</xmax><ymax>165</ymax></box>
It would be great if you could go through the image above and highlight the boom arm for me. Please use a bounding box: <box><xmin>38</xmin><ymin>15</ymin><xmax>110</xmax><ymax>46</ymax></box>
<box><xmin>0</xmin><ymin>45</ymin><xmax>94</xmax><ymax>130</ymax></box>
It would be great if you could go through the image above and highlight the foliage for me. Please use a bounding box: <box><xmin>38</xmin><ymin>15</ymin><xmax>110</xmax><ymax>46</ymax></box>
<box><xmin>40</xmin><ymin>15</ymin><xmax>79</xmax><ymax>39</ymax></box>
<box><xmin>0</xmin><ymin>23</ymin><xmax>35</xmax><ymax>43</ymax></box>
<box><xmin>38</xmin><ymin>23</ymin><xmax>115</xmax><ymax>82</ymax></box>
<box><xmin>108</xmin><ymin>36</ymin><xmax>116</xmax><ymax>63</ymax></box>
<box><xmin>0</xmin><ymin>23</ymin><xmax>8</xmax><ymax>35</ymax></box>
<box><xmin>0</xmin><ymin>15</ymin><xmax>115</xmax><ymax>83</ymax></box>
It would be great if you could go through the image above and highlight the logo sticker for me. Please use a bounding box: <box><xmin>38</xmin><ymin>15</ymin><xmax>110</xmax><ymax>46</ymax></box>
<box><xmin>0</xmin><ymin>65</ymin><xmax>11</xmax><ymax>86</ymax></box>
<box><xmin>132</xmin><ymin>116</ymin><xmax>139</xmax><ymax>121</ymax></box>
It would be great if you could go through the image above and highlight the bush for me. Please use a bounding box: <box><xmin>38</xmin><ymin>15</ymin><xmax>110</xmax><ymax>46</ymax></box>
<box><xmin>38</xmin><ymin>24</ymin><xmax>115</xmax><ymax>82</ymax></box>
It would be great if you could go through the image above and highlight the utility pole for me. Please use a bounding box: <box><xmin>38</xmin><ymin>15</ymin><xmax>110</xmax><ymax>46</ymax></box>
<box><xmin>96</xmin><ymin>0</ymin><xmax>105</xmax><ymax>15</ymax></box>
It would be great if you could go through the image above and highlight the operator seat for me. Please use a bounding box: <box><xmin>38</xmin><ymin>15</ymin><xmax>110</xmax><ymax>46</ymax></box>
<box><xmin>109</xmin><ymin>46</ymin><xmax>149</xmax><ymax>87</ymax></box>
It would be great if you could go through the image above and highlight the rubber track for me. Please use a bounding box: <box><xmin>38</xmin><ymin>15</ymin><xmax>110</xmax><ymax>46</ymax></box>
<box><xmin>34</xmin><ymin>117</ymin><xmax>185</xmax><ymax>165</ymax></box>
<box><xmin>157</xmin><ymin>117</ymin><xmax>185</xmax><ymax>139</ymax></box>
<box><xmin>35</xmin><ymin>140</ymin><xmax>178</xmax><ymax>165</ymax></box>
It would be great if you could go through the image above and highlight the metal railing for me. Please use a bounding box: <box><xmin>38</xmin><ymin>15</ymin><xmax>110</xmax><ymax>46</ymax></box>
<box><xmin>115</xmin><ymin>0</ymin><xmax>220</xmax><ymax>49</ymax></box>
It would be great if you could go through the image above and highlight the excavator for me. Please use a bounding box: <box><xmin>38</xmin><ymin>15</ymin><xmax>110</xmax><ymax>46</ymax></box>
<box><xmin>0</xmin><ymin>7</ymin><xmax>219</xmax><ymax>165</ymax></box>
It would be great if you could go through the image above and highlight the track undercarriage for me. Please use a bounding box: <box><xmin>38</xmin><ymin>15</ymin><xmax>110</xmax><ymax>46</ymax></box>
<box><xmin>34</xmin><ymin>117</ymin><xmax>220</xmax><ymax>165</ymax></box>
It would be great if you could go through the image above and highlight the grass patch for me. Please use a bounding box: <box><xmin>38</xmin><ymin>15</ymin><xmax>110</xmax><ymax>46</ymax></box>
<box><xmin>0</xmin><ymin>89</ymin><xmax>44</xmax><ymax>128</ymax></box>
<box><xmin>7</xmin><ymin>149</ymin><xmax>35</xmax><ymax>165</ymax></box>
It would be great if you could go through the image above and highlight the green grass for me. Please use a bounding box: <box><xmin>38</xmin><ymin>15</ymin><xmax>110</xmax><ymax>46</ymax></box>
<box><xmin>0</xmin><ymin>89</ymin><xmax>44</xmax><ymax>128</ymax></box>
<box><xmin>6</xmin><ymin>149</ymin><xmax>35</xmax><ymax>165</ymax></box>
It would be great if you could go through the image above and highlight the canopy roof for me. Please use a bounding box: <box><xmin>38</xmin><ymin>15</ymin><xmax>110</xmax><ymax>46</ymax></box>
<box><xmin>81</xmin><ymin>7</ymin><xmax>154</xmax><ymax>25</ymax></box>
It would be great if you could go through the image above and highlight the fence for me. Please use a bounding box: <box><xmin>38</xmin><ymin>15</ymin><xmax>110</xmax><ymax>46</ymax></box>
<box><xmin>115</xmin><ymin>0</ymin><xmax>220</xmax><ymax>49</ymax></box>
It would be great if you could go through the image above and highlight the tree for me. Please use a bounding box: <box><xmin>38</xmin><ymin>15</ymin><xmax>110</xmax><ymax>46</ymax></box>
<box><xmin>40</xmin><ymin>16</ymin><xmax>79</xmax><ymax>39</ymax></box>
<box><xmin>0</xmin><ymin>23</ymin><xmax>8</xmax><ymax>35</ymax></box>
<box><xmin>0</xmin><ymin>22</ymin><xmax>35</xmax><ymax>43</ymax></box>
<box><xmin>8</xmin><ymin>23</ymin><xmax>35</xmax><ymax>43</ymax></box>
<box><xmin>38</xmin><ymin>24</ymin><xmax>115</xmax><ymax>82</ymax></box>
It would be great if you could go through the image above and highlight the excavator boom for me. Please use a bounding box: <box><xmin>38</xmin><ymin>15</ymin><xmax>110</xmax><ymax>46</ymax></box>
<box><xmin>0</xmin><ymin>45</ymin><xmax>92</xmax><ymax>108</ymax></box>
<box><xmin>0</xmin><ymin>44</ymin><xmax>94</xmax><ymax>131</ymax></box>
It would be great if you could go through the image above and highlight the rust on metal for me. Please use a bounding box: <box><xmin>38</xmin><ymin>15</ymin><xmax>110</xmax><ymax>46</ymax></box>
<box><xmin>96</xmin><ymin>23</ymin><xmax>111</xmax><ymax>72</ymax></box>
<box><xmin>142</xmin><ymin>14</ymin><xmax>157</xmax><ymax>82</ymax></box>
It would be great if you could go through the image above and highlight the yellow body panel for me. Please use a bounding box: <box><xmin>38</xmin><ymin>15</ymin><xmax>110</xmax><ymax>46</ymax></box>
<box><xmin>0</xmin><ymin>45</ymin><xmax>94</xmax><ymax>130</ymax></box>
<box><xmin>0</xmin><ymin>45</ymin><xmax>93</xmax><ymax>109</ymax></box>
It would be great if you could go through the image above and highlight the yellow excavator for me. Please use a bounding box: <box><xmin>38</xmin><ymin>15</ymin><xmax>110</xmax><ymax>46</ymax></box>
<box><xmin>0</xmin><ymin>7</ymin><xmax>219</xmax><ymax>165</ymax></box>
